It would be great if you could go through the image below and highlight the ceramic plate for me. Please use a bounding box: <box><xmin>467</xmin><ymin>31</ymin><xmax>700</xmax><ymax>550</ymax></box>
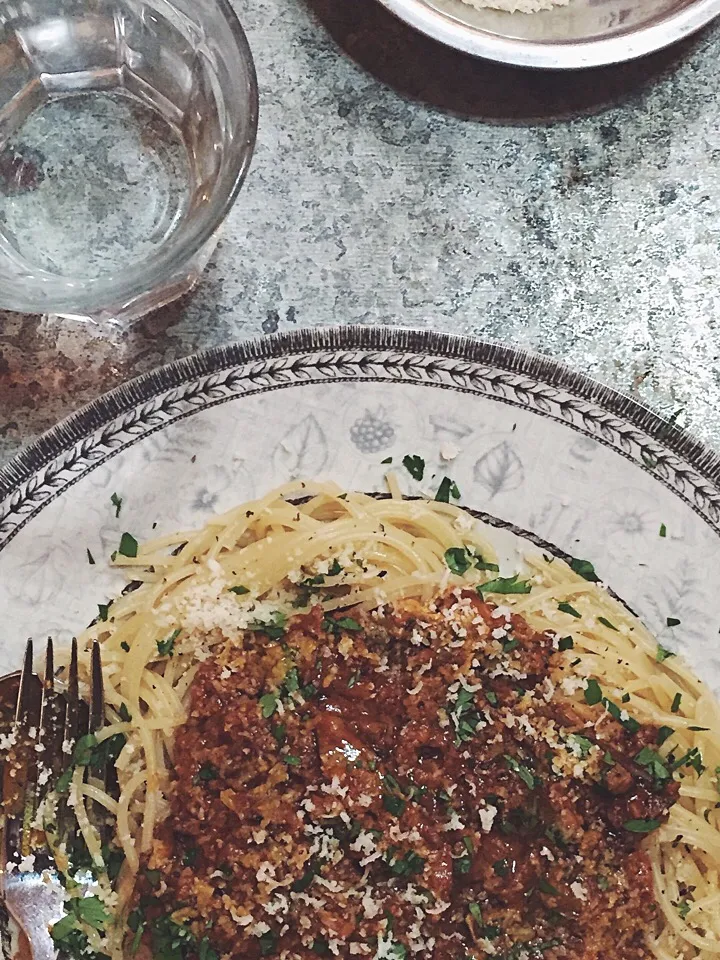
<box><xmin>1</xmin><ymin>327</ymin><xmax>719</xmax><ymax>687</ymax></box>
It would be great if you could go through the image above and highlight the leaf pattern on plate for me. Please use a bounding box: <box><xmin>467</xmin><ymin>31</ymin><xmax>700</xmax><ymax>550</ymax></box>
<box><xmin>641</xmin><ymin>563</ymin><xmax>704</xmax><ymax>646</ymax></box>
<box><xmin>273</xmin><ymin>414</ymin><xmax>328</xmax><ymax>478</ymax></box>
<box><xmin>473</xmin><ymin>441</ymin><xmax>524</xmax><ymax>497</ymax></box>
<box><xmin>429</xmin><ymin>415</ymin><xmax>473</xmax><ymax>441</ymax></box>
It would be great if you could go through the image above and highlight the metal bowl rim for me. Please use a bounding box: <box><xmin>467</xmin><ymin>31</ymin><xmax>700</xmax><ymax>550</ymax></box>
<box><xmin>376</xmin><ymin>0</ymin><xmax>720</xmax><ymax>67</ymax></box>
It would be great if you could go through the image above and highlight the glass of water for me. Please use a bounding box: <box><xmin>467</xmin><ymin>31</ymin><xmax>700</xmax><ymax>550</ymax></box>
<box><xmin>0</xmin><ymin>0</ymin><xmax>258</xmax><ymax>323</ymax></box>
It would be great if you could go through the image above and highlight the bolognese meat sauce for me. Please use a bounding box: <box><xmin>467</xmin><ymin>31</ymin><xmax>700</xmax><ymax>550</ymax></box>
<box><xmin>135</xmin><ymin>590</ymin><xmax>679</xmax><ymax>960</ymax></box>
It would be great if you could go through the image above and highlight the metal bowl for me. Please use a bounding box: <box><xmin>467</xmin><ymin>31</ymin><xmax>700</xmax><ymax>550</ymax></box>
<box><xmin>376</xmin><ymin>0</ymin><xmax>720</xmax><ymax>67</ymax></box>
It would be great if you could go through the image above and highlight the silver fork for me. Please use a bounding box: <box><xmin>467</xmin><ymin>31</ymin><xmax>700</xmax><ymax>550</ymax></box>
<box><xmin>0</xmin><ymin>638</ymin><xmax>104</xmax><ymax>960</ymax></box>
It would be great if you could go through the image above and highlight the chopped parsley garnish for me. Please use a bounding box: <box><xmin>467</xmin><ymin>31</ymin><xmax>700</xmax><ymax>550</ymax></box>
<box><xmin>381</xmin><ymin>457</ymin><xmax>393</xmax><ymax>465</ymax></box>
<box><xmin>150</xmin><ymin>914</ymin><xmax>216</xmax><ymax>960</ymax></box>
<box><xmin>250</xmin><ymin>611</ymin><xmax>287</xmax><ymax>640</ymax></box>
<box><xmin>97</xmin><ymin>602</ymin><xmax>111</xmax><ymax>622</ymax></box>
<box><xmin>435</xmin><ymin>477</ymin><xmax>461</xmax><ymax>502</ymax></box>
<box><xmin>115</xmin><ymin>531</ymin><xmax>138</xmax><ymax>559</ymax></box>
<box><xmin>667</xmin><ymin>617</ymin><xmax>681</xmax><ymax>627</ymax></box>
<box><xmin>283</xmin><ymin>754</ymin><xmax>301</xmax><ymax>766</ymax></box>
<box><xmin>386</xmin><ymin>943</ymin><xmax>407</xmax><ymax>960</ymax></box>
<box><xmin>445</xmin><ymin>546</ymin><xmax>499</xmax><ymax>576</ymax></box>
<box><xmin>567</xmin><ymin>734</ymin><xmax>593</xmax><ymax>759</ymax></box>
<box><xmin>656</xmin><ymin>644</ymin><xmax>675</xmax><ymax>662</ymax></box>
<box><xmin>120</xmin><ymin>641</ymin><xmax>130</xmax><ymax>652</ymax></box>
<box><xmin>282</xmin><ymin>667</ymin><xmax>300</xmax><ymax>694</ymax></box>
<box><xmin>505</xmin><ymin>754</ymin><xmax>537</xmax><ymax>790</ymax></box>
<box><xmin>657</xmin><ymin>725</ymin><xmax>673</xmax><ymax>745</ymax></box>
<box><xmin>323</xmin><ymin>616</ymin><xmax>363</xmax><ymax>635</ymax></box>
<box><xmin>486</xmin><ymin>690</ymin><xmax>498</xmax><ymax>706</ymax></box>
<box><xmin>51</xmin><ymin>895</ymin><xmax>109</xmax><ymax>945</ymax></box>
<box><xmin>448</xmin><ymin>686</ymin><xmax>482</xmax><ymax>745</ymax></box>
<box><xmin>157</xmin><ymin>628</ymin><xmax>181</xmax><ymax>657</ymax></box>
<box><xmin>293</xmin><ymin>574</ymin><xmax>325</xmax><ymax>607</ymax></box>
<box><xmin>86</xmin><ymin>548</ymin><xmax>95</xmax><ymax>565</ymax></box>
<box><xmin>623</xmin><ymin>817</ymin><xmax>662</xmax><ymax>833</ymax></box>
<box><xmin>493</xmin><ymin>858</ymin><xmax>510</xmax><ymax>877</ymax></box>
<box><xmin>110</xmin><ymin>492</ymin><xmax>123</xmax><ymax>518</ymax></box>
<box><xmin>118</xmin><ymin>703</ymin><xmax>132</xmax><ymax>722</ymax></box>
<box><xmin>558</xmin><ymin>601</ymin><xmax>581</xmax><ymax>618</ymax></box>
<box><xmin>659</xmin><ymin>523</ymin><xmax>667</xmax><ymax>538</ymax></box>
<box><xmin>229</xmin><ymin>585</ymin><xmax>250</xmax><ymax>595</ymax></box>
<box><xmin>602</xmin><ymin>697</ymin><xmax>640</xmax><ymax>734</ymax></box>
<box><xmin>468</xmin><ymin>902</ymin><xmax>483</xmax><ymax>924</ymax></box>
<box><xmin>387</xmin><ymin>850</ymin><xmax>425</xmax><ymax>877</ymax></box>
<box><xmin>669</xmin><ymin>746</ymin><xmax>705</xmax><ymax>775</ymax></box>
<box><xmin>383</xmin><ymin>794</ymin><xmax>406</xmax><ymax>816</ymax></box>
<box><xmin>503</xmin><ymin>638</ymin><xmax>519</xmax><ymax>653</ymax></box>
<box><xmin>544</xmin><ymin>825</ymin><xmax>567</xmax><ymax>849</ymax></box>
<box><xmin>598</xmin><ymin>616</ymin><xmax>618</xmax><ymax>631</ymax></box>
<box><xmin>347</xmin><ymin>670</ymin><xmax>360</xmax><ymax>688</ymax></box>
<box><xmin>195</xmin><ymin>762</ymin><xmax>219</xmax><ymax>782</ymax></box>
<box><xmin>182</xmin><ymin>847</ymin><xmax>198</xmax><ymax>866</ymax></box>
<box><xmin>328</xmin><ymin>558</ymin><xmax>343</xmax><ymax>576</ymax></box>
<box><xmin>677</xmin><ymin>899</ymin><xmax>691</xmax><ymax>920</ymax></box>
<box><xmin>384</xmin><ymin>772</ymin><xmax>401</xmax><ymax>791</ymax></box>
<box><xmin>127</xmin><ymin>908</ymin><xmax>145</xmax><ymax>954</ymax></box>
<box><xmin>569</xmin><ymin>558</ymin><xmax>599</xmax><ymax>582</ymax></box>
<box><xmin>402</xmin><ymin>454</ymin><xmax>425</xmax><ymax>481</ymax></box>
<box><xmin>671</xmin><ymin>692</ymin><xmax>682</xmax><ymax>713</ymax></box>
<box><xmin>538</xmin><ymin>877</ymin><xmax>559</xmax><ymax>896</ymax></box>
<box><xmin>445</xmin><ymin>547</ymin><xmax>472</xmax><ymax>576</ymax></box>
<box><xmin>558</xmin><ymin>636</ymin><xmax>574</xmax><ymax>651</ymax></box>
<box><xmin>635</xmin><ymin>746</ymin><xmax>671</xmax><ymax>784</ymax></box>
<box><xmin>260</xmin><ymin>693</ymin><xmax>278</xmax><ymax>718</ymax></box>
<box><xmin>454</xmin><ymin>854</ymin><xmax>471</xmax><ymax>875</ymax></box>
<box><xmin>584</xmin><ymin>679</ymin><xmax>602</xmax><ymax>706</ymax></box>
<box><xmin>259</xmin><ymin>930</ymin><xmax>277</xmax><ymax>956</ymax></box>
<box><xmin>198</xmin><ymin>938</ymin><xmax>218</xmax><ymax>960</ymax></box>
<box><xmin>271</xmin><ymin>723</ymin><xmax>286</xmax><ymax>745</ymax></box>
<box><xmin>478</xmin><ymin>574</ymin><xmax>531</xmax><ymax>596</ymax></box>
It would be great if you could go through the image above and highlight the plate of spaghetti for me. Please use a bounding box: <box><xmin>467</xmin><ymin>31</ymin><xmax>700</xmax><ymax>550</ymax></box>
<box><xmin>1</xmin><ymin>327</ymin><xmax>720</xmax><ymax>960</ymax></box>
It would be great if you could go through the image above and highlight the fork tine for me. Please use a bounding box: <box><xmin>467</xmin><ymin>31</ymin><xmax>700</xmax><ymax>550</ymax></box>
<box><xmin>36</xmin><ymin>640</ymin><xmax>65</xmax><ymax>809</ymax></box>
<box><xmin>89</xmin><ymin>641</ymin><xmax>104</xmax><ymax>733</ymax></box>
<box><xmin>15</xmin><ymin>639</ymin><xmax>34</xmax><ymax>727</ymax></box>
<box><xmin>64</xmin><ymin>637</ymin><xmax>79</xmax><ymax>748</ymax></box>
<box><xmin>2</xmin><ymin>642</ymin><xmax>42</xmax><ymax>872</ymax></box>
<box><xmin>42</xmin><ymin>639</ymin><xmax>53</xmax><ymax>694</ymax></box>
<box><xmin>4</xmin><ymin>642</ymin><xmax>41</xmax><ymax>815</ymax></box>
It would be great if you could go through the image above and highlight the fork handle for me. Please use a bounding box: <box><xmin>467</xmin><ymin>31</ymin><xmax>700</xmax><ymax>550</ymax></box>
<box><xmin>5</xmin><ymin>873</ymin><xmax>64</xmax><ymax>960</ymax></box>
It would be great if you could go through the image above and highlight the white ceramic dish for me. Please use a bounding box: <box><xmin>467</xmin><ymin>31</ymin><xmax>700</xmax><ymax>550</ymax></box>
<box><xmin>1</xmin><ymin>326</ymin><xmax>719</xmax><ymax>690</ymax></box>
<box><xmin>376</xmin><ymin>0</ymin><xmax>720</xmax><ymax>68</ymax></box>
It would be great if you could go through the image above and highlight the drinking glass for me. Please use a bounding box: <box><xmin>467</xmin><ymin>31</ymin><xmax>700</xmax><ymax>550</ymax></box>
<box><xmin>0</xmin><ymin>0</ymin><xmax>258</xmax><ymax>323</ymax></box>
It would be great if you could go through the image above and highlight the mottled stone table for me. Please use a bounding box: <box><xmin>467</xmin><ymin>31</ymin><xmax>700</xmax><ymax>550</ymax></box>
<box><xmin>2</xmin><ymin>0</ymin><xmax>720</xmax><ymax>468</ymax></box>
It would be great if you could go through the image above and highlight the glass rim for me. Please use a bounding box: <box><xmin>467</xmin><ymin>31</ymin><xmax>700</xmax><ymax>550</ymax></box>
<box><xmin>0</xmin><ymin>0</ymin><xmax>259</xmax><ymax>317</ymax></box>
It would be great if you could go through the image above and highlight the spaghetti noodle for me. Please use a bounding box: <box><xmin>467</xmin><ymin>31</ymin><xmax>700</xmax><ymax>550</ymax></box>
<box><xmin>37</xmin><ymin>480</ymin><xmax>720</xmax><ymax>960</ymax></box>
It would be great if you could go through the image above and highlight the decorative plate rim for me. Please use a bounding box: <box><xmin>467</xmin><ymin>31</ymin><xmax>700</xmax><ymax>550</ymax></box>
<box><xmin>1</xmin><ymin>325</ymin><xmax>718</xmax><ymax>504</ymax></box>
